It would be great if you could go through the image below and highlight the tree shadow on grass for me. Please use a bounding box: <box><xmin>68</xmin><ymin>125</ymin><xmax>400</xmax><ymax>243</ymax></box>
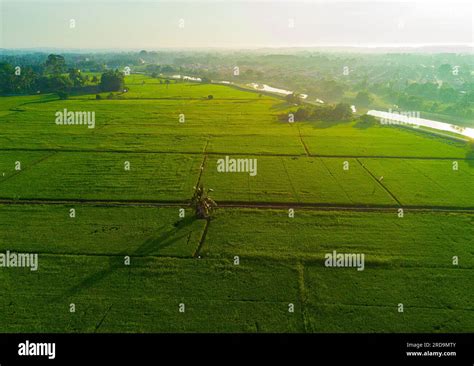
<box><xmin>57</xmin><ymin>215</ymin><xmax>197</xmax><ymax>301</ymax></box>
<box><xmin>133</xmin><ymin>215</ymin><xmax>195</xmax><ymax>256</ymax></box>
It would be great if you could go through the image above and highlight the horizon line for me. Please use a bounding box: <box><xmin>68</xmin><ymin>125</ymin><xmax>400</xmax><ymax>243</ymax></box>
<box><xmin>2</xmin><ymin>43</ymin><xmax>473</xmax><ymax>52</ymax></box>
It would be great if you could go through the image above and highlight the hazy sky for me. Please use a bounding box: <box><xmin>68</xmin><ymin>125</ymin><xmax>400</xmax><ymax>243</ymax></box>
<box><xmin>0</xmin><ymin>0</ymin><xmax>472</xmax><ymax>49</ymax></box>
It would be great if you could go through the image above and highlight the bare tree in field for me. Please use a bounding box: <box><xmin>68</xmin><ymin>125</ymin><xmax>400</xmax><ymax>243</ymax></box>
<box><xmin>191</xmin><ymin>184</ymin><xmax>217</xmax><ymax>219</ymax></box>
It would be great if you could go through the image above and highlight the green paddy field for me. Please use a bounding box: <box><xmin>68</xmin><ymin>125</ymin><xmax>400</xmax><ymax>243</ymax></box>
<box><xmin>0</xmin><ymin>75</ymin><xmax>472</xmax><ymax>332</ymax></box>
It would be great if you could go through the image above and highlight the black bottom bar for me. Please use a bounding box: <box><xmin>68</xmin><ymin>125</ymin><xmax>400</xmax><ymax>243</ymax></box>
<box><xmin>0</xmin><ymin>333</ymin><xmax>472</xmax><ymax>365</ymax></box>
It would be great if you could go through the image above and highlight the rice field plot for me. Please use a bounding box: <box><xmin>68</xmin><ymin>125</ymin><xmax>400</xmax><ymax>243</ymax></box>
<box><xmin>0</xmin><ymin>205</ymin><xmax>206</xmax><ymax>257</ymax></box>
<box><xmin>360</xmin><ymin>158</ymin><xmax>474</xmax><ymax>207</ymax></box>
<box><xmin>206</xmin><ymin>132</ymin><xmax>305</xmax><ymax>155</ymax></box>
<box><xmin>119</xmin><ymin>80</ymin><xmax>263</xmax><ymax>100</ymax></box>
<box><xmin>0</xmin><ymin>98</ymin><xmax>119</xmax><ymax>151</ymax></box>
<box><xmin>299</xmin><ymin>122</ymin><xmax>469</xmax><ymax>158</ymax></box>
<box><xmin>91</xmin><ymin>98</ymin><xmax>303</xmax><ymax>155</ymax></box>
<box><xmin>202</xmin><ymin>209</ymin><xmax>474</xmax><ymax>267</ymax></box>
<box><xmin>304</xmin><ymin>266</ymin><xmax>474</xmax><ymax>332</ymax></box>
<box><xmin>0</xmin><ymin>255</ymin><xmax>303</xmax><ymax>332</ymax></box>
<box><xmin>201</xmin><ymin>155</ymin><xmax>395</xmax><ymax>205</ymax></box>
<box><xmin>0</xmin><ymin>151</ymin><xmax>53</xmax><ymax>183</ymax></box>
<box><xmin>0</xmin><ymin>94</ymin><xmax>57</xmax><ymax>117</ymax></box>
<box><xmin>306</xmin><ymin>303</ymin><xmax>473</xmax><ymax>333</ymax></box>
<box><xmin>0</xmin><ymin>92</ymin><xmax>301</xmax><ymax>154</ymax></box>
<box><xmin>0</xmin><ymin>205</ymin><xmax>471</xmax><ymax>332</ymax></box>
<box><xmin>0</xmin><ymin>152</ymin><xmax>201</xmax><ymax>201</ymax></box>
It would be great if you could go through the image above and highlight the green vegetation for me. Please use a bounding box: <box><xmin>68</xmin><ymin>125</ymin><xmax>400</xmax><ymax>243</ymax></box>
<box><xmin>99</xmin><ymin>70</ymin><xmax>125</xmax><ymax>92</ymax></box>
<box><xmin>282</xmin><ymin>102</ymin><xmax>353</xmax><ymax>122</ymax></box>
<box><xmin>0</xmin><ymin>152</ymin><xmax>200</xmax><ymax>201</ymax></box>
<box><xmin>0</xmin><ymin>206</ymin><xmax>472</xmax><ymax>332</ymax></box>
<box><xmin>0</xmin><ymin>71</ymin><xmax>472</xmax><ymax>333</ymax></box>
<box><xmin>201</xmin><ymin>156</ymin><xmax>395</xmax><ymax>205</ymax></box>
<box><xmin>3</xmin><ymin>50</ymin><xmax>472</xmax><ymax>126</ymax></box>
<box><xmin>358</xmin><ymin>159</ymin><xmax>474</xmax><ymax>207</ymax></box>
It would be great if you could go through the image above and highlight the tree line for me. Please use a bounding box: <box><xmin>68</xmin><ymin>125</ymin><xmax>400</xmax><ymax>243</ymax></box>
<box><xmin>0</xmin><ymin>54</ymin><xmax>125</xmax><ymax>95</ymax></box>
<box><xmin>281</xmin><ymin>97</ymin><xmax>353</xmax><ymax>123</ymax></box>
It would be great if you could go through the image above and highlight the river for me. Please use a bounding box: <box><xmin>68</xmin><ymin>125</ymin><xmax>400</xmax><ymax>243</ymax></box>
<box><xmin>367</xmin><ymin>110</ymin><xmax>474</xmax><ymax>139</ymax></box>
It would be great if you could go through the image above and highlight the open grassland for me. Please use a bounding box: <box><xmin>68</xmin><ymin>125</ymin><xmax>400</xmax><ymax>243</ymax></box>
<box><xmin>0</xmin><ymin>74</ymin><xmax>473</xmax><ymax>333</ymax></box>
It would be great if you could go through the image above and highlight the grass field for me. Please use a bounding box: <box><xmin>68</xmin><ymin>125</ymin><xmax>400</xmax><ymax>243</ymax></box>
<box><xmin>0</xmin><ymin>74</ymin><xmax>472</xmax><ymax>332</ymax></box>
<box><xmin>359</xmin><ymin>158</ymin><xmax>474</xmax><ymax>207</ymax></box>
<box><xmin>0</xmin><ymin>205</ymin><xmax>471</xmax><ymax>332</ymax></box>
<box><xmin>201</xmin><ymin>156</ymin><xmax>396</xmax><ymax>205</ymax></box>
<box><xmin>0</xmin><ymin>152</ymin><xmax>201</xmax><ymax>201</ymax></box>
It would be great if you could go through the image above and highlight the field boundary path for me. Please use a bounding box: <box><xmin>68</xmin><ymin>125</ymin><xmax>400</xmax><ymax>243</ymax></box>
<box><xmin>296</xmin><ymin>262</ymin><xmax>310</xmax><ymax>333</ymax></box>
<box><xmin>0</xmin><ymin>147</ymin><xmax>472</xmax><ymax>161</ymax></box>
<box><xmin>94</xmin><ymin>305</ymin><xmax>113</xmax><ymax>333</ymax></box>
<box><xmin>0</xmin><ymin>151</ymin><xmax>59</xmax><ymax>185</ymax></box>
<box><xmin>297</xmin><ymin>125</ymin><xmax>311</xmax><ymax>156</ymax></box>
<box><xmin>1</xmin><ymin>198</ymin><xmax>473</xmax><ymax>213</ymax></box>
<box><xmin>194</xmin><ymin>140</ymin><xmax>209</xmax><ymax>190</ymax></box>
<box><xmin>356</xmin><ymin>158</ymin><xmax>403</xmax><ymax>206</ymax></box>
<box><xmin>193</xmin><ymin>218</ymin><xmax>210</xmax><ymax>258</ymax></box>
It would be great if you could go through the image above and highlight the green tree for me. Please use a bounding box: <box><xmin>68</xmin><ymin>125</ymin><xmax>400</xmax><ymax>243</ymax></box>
<box><xmin>0</xmin><ymin>63</ymin><xmax>38</xmax><ymax>94</ymax></box>
<box><xmin>99</xmin><ymin>70</ymin><xmax>124</xmax><ymax>92</ymax></box>
<box><xmin>354</xmin><ymin>91</ymin><xmax>373</xmax><ymax>107</ymax></box>
<box><xmin>294</xmin><ymin>107</ymin><xmax>311</xmax><ymax>121</ymax></box>
<box><xmin>438</xmin><ymin>64</ymin><xmax>452</xmax><ymax>77</ymax></box>
<box><xmin>331</xmin><ymin>103</ymin><xmax>353</xmax><ymax>121</ymax></box>
<box><xmin>285</xmin><ymin>93</ymin><xmax>301</xmax><ymax>104</ymax></box>
<box><xmin>35</xmin><ymin>75</ymin><xmax>72</xmax><ymax>92</ymax></box>
<box><xmin>320</xmin><ymin>79</ymin><xmax>344</xmax><ymax>100</ymax></box>
<box><xmin>161</xmin><ymin>65</ymin><xmax>175</xmax><ymax>73</ymax></box>
<box><xmin>438</xmin><ymin>85</ymin><xmax>459</xmax><ymax>103</ymax></box>
<box><xmin>0</xmin><ymin>63</ymin><xmax>15</xmax><ymax>93</ymax></box>
<box><xmin>68</xmin><ymin>68</ymin><xmax>85</xmax><ymax>87</ymax></box>
<box><xmin>45</xmin><ymin>54</ymin><xmax>66</xmax><ymax>75</ymax></box>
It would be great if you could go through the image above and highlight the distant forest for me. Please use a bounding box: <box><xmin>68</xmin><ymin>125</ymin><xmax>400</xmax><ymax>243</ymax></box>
<box><xmin>1</xmin><ymin>50</ymin><xmax>473</xmax><ymax>120</ymax></box>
